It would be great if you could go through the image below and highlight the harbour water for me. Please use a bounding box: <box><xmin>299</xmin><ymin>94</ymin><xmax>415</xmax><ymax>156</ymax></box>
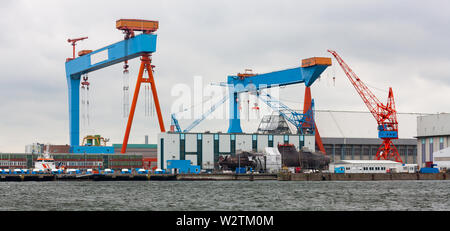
<box><xmin>0</xmin><ymin>180</ymin><xmax>449</xmax><ymax>211</ymax></box>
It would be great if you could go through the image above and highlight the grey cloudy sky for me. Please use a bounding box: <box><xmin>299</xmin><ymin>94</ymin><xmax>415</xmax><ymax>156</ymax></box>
<box><xmin>0</xmin><ymin>0</ymin><xmax>449</xmax><ymax>152</ymax></box>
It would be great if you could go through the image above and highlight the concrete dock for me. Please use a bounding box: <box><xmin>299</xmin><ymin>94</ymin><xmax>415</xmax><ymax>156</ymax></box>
<box><xmin>0</xmin><ymin>173</ymin><xmax>278</xmax><ymax>181</ymax></box>
<box><xmin>1</xmin><ymin>173</ymin><xmax>449</xmax><ymax>182</ymax></box>
<box><xmin>278</xmin><ymin>172</ymin><xmax>450</xmax><ymax>181</ymax></box>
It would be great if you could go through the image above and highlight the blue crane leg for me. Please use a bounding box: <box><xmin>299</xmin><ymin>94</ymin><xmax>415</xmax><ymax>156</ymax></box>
<box><xmin>67</xmin><ymin>77</ymin><xmax>80</xmax><ymax>147</ymax></box>
<box><xmin>227</xmin><ymin>91</ymin><xmax>242</xmax><ymax>133</ymax></box>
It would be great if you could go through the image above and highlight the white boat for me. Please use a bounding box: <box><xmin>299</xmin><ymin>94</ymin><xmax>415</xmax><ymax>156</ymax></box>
<box><xmin>34</xmin><ymin>145</ymin><xmax>56</xmax><ymax>171</ymax></box>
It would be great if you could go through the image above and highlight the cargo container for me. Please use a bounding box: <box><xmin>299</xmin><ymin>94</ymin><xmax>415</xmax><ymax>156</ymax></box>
<box><xmin>419</xmin><ymin>167</ymin><xmax>439</xmax><ymax>173</ymax></box>
<box><xmin>235</xmin><ymin>167</ymin><xmax>246</xmax><ymax>174</ymax></box>
<box><xmin>301</xmin><ymin>57</ymin><xmax>332</xmax><ymax>68</ymax></box>
<box><xmin>116</xmin><ymin>19</ymin><xmax>158</xmax><ymax>32</ymax></box>
<box><xmin>137</xmin><ymin>168</ymin><xmax>149</xmax><ymax>174</ymax></box>
<box><xmin>51</xmin><ymin>169</ymin><xmax>63</xmax><ymax>174</ymax></box>
<box><xmin>66</xmin><ymin>169</ymin><xmax>81</xmax><ymax>174</ymax></box>
<box><xmin>154</xmin><ymin>169</ymin><xmax>166</xmax><ymax>174</ymax></box>
<box><xmin>103</xmin><ymin>169</ymin><xmax>114</xmax><ymax>174</ymax></box>
<box><xmin>121</xmin><ymin>168</ymin><xmax>132</xmax><ymax>174</ymax></box>
<box><xmin>334</xmin><ymin>166</ymin><xmax>345</xmax><ymax>173</ymax></box>
<box><xmin>32</xmin><ymin>169</ymin><xmax>44</xmax><ymax>174</ymax></box>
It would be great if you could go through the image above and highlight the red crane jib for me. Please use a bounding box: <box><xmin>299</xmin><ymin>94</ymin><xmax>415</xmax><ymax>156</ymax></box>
<box><xmin>67</xmin><ymin>37</ymin><xmax>88</xmax><ymax>61</ymax></box>
<box><xmin>328</xmin><ymin>50</ymin><xmax>402</xmax><ymax>163</ymax></box>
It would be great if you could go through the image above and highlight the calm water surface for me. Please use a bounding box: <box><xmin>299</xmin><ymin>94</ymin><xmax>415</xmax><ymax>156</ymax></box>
<box><xmin>0</xmin><ymin>180</ymin><xmax>449</xmax><ymax>211</ymax></box>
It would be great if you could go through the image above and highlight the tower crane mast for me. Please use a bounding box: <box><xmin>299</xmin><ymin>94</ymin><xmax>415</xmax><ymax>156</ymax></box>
<box><xmin>327</xmin><ymin>50</ymin><xmax>402</xmax><ymax>163</ymax></box>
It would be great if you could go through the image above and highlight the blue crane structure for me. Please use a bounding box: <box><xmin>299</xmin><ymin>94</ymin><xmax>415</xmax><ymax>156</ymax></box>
<box><xmin>170</xmin><ymin>58</ymin><xmax>331</xmax><ymax>153</ymax></box>
<box><xmin>170</xmin><ymin>94</ymin><xmax>229</xmax><ymax>133</ymax></box>
<box><xmin>226</xmin><ymin>58</ymin><xmax>331</xmax><ymax>153</ymax></box>
<box><xmin>169</xmin><ymin>91</ymin><xmax>315</xmax><ymax>135</ymax></box>
<box><xmin>65</xmin><ymin>19</ymin><xmax>165</xmax><ymax>153</ymax></box>
<box><xmin>226</xmin><ymin>61</ymin><xmax>329</xmax><ymax>133</ymax></box>
<box><xmin>256</xmin><ymin>92</ymin><xmax>316</xmax><ymax>135</ymax></box>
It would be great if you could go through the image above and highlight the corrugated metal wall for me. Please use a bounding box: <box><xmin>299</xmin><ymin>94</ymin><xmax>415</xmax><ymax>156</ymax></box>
<box><xmin>157</xmin><ymin>132</ymin><xmax>314</xmax><ymax>170</ymax></box>
<box><xmin>0</xmin><ymin>153</ymin><xmax>143</xmax><ymax>169</ymax></box>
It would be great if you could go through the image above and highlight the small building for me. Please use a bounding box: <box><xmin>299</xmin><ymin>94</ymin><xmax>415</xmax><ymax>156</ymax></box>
<box><xmin>416</xmin><ymin>113</ymin><xmax>450</xmax><ymax>168</ymax></box>
<box><xmin>263</xmin><ymin>147</ymin><xmax>282</xmax><ymax>173</ymax></box>
<box><xmin>25</xmin><ymin>143</ymin><xmax>70</xmax><ymax>154</ymax></box>
<box><xmin>167</xmin><ymin>160</ymin><xmax>200</xmax><ymax>174</ymax></box>
<box><xmin>113</xmin><ymin>144</ymin><xmax>158</xmax><ymax>169</ymax></box>
<box><xmin>113</xmin><ymin>144</ymin><xmax>157</xmax><ymax>158</ymax></box>
<box><xmin>25</xmin><ymin>143</ymin><xmax>45</xmax><ymax>154</ymax></box>
<box><xmin>329</xmin><ymin>160</ymin><xmax>417</xmax><ymax>173</ymax></box>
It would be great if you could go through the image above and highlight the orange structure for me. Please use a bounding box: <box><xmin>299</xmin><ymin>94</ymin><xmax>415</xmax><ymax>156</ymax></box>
<box><xmin>115</xmin><ymin>19</ymin><xmax>166</xmax><ymax>154</ymax></box>
<box><xmin>67</xmin><ymin>37</ymin><xmax>88</xmax><ymax>61</ymax></box>
<box><xmin>302</xmin><ymin>87</ymin><xmax>326</xmax><ymax>154</ymax></box>
<box><xmin>78</xmin><ymin>50</ymin><xmax>92</xmax><ymax>56</ymax></box>
<box><xmin>120</xmin><ymin>54</ymin><xmax>165</xmax><ymax>154</ymax></box>
<box><xmin>301</xmin><ymin>57</ymin><xmax>332</xmax><ymax>68</ymax></box>
<box><xmin>116</xmin><ymin>19</ymin><xmax>159</xmax><ymax>39</ymax></box>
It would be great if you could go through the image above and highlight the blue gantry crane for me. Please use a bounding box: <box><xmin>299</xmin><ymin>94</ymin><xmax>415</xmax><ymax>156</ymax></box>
<box><xmin>226</xmin><ymin>58</ymin><xmax>331</xmax><ymax>153</ymax></box>
<box><xmin>226</xmin><ymin>58</ymin><xmax>330</xmax><ymax>134</ymax></box>
<box><xmin>65</xmin><ymin>19</ymin><xmax>165</xmax><ymax>153</ymax></box>
<box><xmin>170</xmin><ymin>57</ymin><xmax>331</xmax><ymax>154</ymax></box>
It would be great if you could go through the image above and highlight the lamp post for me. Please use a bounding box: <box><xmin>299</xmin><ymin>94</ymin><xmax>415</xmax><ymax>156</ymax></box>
<box><xmin>237</xmin><ymin>153</ymin><xmax>241</xmax><ymax>175</ymax></box>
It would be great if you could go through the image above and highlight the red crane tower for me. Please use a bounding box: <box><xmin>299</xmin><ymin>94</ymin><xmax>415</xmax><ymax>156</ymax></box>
<box><xmin>328</xmin><ymin>50</ymin><xmax>402</xmax><ymax>163</ymax></box>
<box><xmin>67</xmin><ymin>37</ymin><xmax>88</xmax><ymax>61</ymax></box>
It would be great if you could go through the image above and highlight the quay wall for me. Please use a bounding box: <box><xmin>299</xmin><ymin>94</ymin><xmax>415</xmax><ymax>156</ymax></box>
<box><xmin>279</xmin><ymin>173</ymin><xmax>450</xmax><ymax>181</ymax></box>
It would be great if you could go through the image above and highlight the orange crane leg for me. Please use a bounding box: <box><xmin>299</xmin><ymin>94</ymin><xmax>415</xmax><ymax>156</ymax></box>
<box><xmin>145</xmin><ymin>62</ymin><xmax>166</xmax><ymax>133</ymax></box>
<box><xmin>303</xmin><ymin>87</ymin><xmax>326</xmax><ymax>154</ymax></box>
<box><xmin>121</xmin><ymin>54</ymin><xmax>165</xmax><ymax>154</ymax></box>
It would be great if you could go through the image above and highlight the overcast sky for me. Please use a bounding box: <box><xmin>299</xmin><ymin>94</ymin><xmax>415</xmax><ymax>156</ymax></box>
<box><xmin>0</xmin><ymin>0</ymin><xmax>448</xmax><ymax>152</ymax></box>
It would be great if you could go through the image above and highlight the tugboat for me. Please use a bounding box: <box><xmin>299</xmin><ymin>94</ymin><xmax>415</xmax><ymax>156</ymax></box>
<box><xmin>33</xmin><ymin>145</ymin><xmax>57</xmax><ymax>173</ymax></box>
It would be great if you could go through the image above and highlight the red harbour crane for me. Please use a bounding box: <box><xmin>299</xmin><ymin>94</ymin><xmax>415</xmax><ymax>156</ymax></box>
<box><xmin>328</xmin><ymin>50</ymin><xmax>402</xmax><ymax>163</ymax></box>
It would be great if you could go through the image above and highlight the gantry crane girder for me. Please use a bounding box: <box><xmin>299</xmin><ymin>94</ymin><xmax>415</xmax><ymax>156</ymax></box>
<box><xmin>65</xmin><ymin>32</ymin><xmax>161</xmax><ymax>153</ymax></box>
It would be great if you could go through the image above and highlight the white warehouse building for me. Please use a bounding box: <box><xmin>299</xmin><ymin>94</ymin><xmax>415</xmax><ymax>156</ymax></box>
<box><xmin>157</xmin><ymin>132</ymin><xmax>315</xmax><ymax>170</ymax></box>
<box><xmin>416</xmin><ymin>113</ymin><xmax>450</xmax><ymax>167</ymax></box>
<box><xmin>432</xmin><ymin>147</ymin><xmax>450</xmax><ymax>171</ymax></box>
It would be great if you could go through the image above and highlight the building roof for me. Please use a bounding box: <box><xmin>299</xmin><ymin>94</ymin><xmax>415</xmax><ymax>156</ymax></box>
<box><xmin>112</xmin><ymin>144</ymin><xmax>157</xmax><ymax>149</ymax></box>
<box><xmin>433</xmin><ymin>147</ymin><xmax>450</xmax><ymax>157</ymax></box>
<box><xmin>321</xmin><ymin>137</ymin><xmax>417</xmax><ymax>145</ymax></box>
<box><xmin>334</xmin><ymin>160</ymin><xmax>401</xmax><ymax>164</ymax></box>
<box><xmin>417</xmin><ymin>113</ymin><xmax>450</xmax><ymax>137</ymax></box>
